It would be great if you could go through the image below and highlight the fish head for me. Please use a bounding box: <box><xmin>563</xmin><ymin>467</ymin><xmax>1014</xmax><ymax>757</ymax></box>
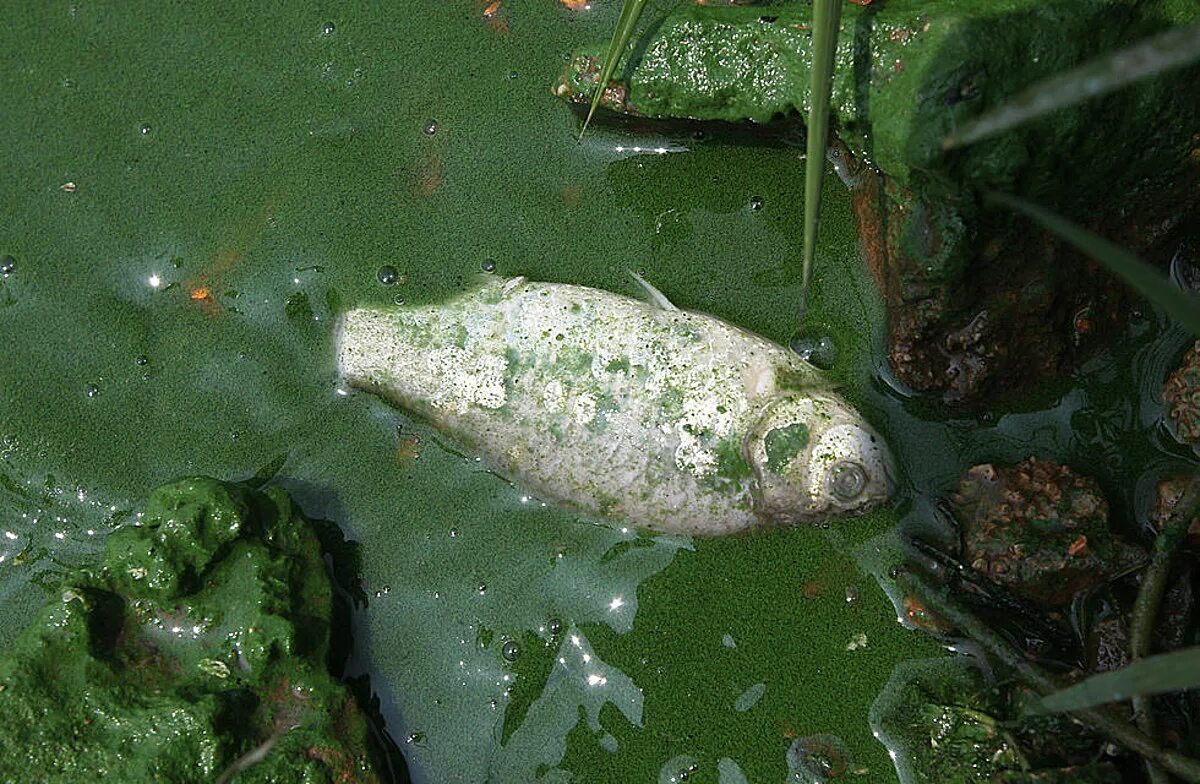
<box><xmin>745</xmin><ymin>392</ymin><xmax>895</xmax><ymax>524</ymax></box>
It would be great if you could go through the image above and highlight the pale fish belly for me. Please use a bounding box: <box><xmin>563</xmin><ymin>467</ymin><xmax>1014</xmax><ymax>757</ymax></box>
<box><xmin>338</xmin><ymin>277</ymin><xmax>832</xmax><ymax>535</ymax></box>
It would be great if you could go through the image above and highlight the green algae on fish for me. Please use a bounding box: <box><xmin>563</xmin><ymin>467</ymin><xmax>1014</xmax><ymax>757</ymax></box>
<box><xmin>0</xmin><ymin>477</ymin><xmax>388</xmax><ymax>783</ymax></box>
<box><xmin>337</xmin><ymin>276</ymin><xmax>895</xmax><ymax>535</ymax></box>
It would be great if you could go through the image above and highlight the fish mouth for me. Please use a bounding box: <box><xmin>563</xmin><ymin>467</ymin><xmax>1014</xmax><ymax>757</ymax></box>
<box><xmin>876</xmin><ymin>441</ymin><xmax>900</xmax><ymax>500</ymax></box>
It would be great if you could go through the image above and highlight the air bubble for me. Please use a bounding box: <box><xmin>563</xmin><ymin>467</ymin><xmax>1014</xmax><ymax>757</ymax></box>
<box><xmin>659</xmin><ymin>756</ymin><xmax>699</xmax><ymax>784</ymax></box>
<box><xmin>449</xmin><ymin>527</ymin><xmax>459</xmax><ymax>538</ymax></box>
<box><xmin>477</xmin><ymin>582</ymin><xmax>487</xmax><ymax>595</ymax></box>
<box><xmin>502</xmin><ymin>641</ymin><xmax>520</xmax><ymax>661</ymax></box>
<box><xmin>0</xmin><ymin>256</ymin><xmax>14</xmax><ymax>275</ymax></box>
<box><xmin>321</xmin><ymin>21</ymin><xmax>335</xmax><ymax>35</ymax></box>
<box><xmin>392</xmin><ymin>294</ymin><xmax>405</xmax><ymax>305</ymax></box>
<box><xmin>84</xmin><ymin>383</ymin><xmax>99</xmax><ymax>398</ymax></box>
<box><xmin>377</xmin><ymin>265</ymin><xmax>399</xmax><ymax>285</ymax></box>
<box><xmin>423</xmin><ymin>120</ymin><xmax>439</xmax><ymax>135</ymax></box>
<box><xmin>138</xmin><ymin>123</ymin><xmax>152</xmax><ymax>135</ymax></box>
<box><xmin>481</xmin><ymin>258</ymin><xmax>496</xmax><ymax>273</ymax></box>
<box><xmin>135</xmin><ymin>355</ymin><xmax>149</xmax><ymax>366</ymax></box>
<box><xmin>547</xmin><ymin>618</ymin><xmax>563</xmax><ymax>635</ymax></box>
<box><xmin>789</xmin><ymin>333</ymin><xmax>838</xmax><ymax>370</ymax></box>
<box><xmin>787</xmin><ymin>734</ymin><xmax>851</xmax><ymax>782</ymax></box>
<box><xmin>749</xmin><ymin>196</ymin><xmax>764</xmax><ymax>211</ymax></box>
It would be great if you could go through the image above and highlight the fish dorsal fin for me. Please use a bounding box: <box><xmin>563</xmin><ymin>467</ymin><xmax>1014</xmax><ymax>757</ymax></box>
<box><xmin>628</xmin><ymin>270</ymin><xmax>679</xmax><ymax>311</ymax></box>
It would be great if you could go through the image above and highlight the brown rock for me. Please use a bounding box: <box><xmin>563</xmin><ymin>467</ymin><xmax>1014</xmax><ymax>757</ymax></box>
<box><xmin>950</xmin><ymin>457</ymin><xmax>1142</xmax><ymax>607</ymax></box>
<box><xmin>1164</xmin><ymin>342</ymin><xmax>1200</xmax><ymax>450</ymax></box>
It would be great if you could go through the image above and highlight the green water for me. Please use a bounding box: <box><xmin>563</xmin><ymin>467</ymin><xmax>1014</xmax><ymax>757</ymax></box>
<box><xmin>0</xmin><ymin>2</ymin><xmax>1193</xmax><ymax>782</ymax></box>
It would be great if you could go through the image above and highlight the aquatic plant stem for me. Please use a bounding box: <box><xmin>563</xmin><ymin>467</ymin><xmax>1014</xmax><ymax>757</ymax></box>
<box><xmin>799</xmin><ymin>0</ymin><xmax>842</xmax><ymax>321</ymax></box>
<box><xmin>579</xmin><ymin>0</ymin><xmax>646</xmax><ymax>141</ymax></box>
<box><xmin>1129</xmin><ymin>476</ymin><xmax>1200</xmax><ymax>784</ymax></box>
<box><xmin>900</xmin><ymin>573</ymin><xmax>1200</xmax><ymax>783</ymax></box>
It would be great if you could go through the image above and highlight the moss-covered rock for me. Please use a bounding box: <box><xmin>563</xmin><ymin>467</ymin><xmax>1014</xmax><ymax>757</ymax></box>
<box><xmin>870</xmin><ymin>657</ymin><xmax>1026</xmax><ymax>783</ymax></box>
<box><xmin>0</xmin><ymin>477</ymin><xmax>388</xmax><ymax>783</ymax></box>
<box><xmin>871</xmin><ymin>657</ymin><xmax>1120</xmax><ymax>784</ymax></box>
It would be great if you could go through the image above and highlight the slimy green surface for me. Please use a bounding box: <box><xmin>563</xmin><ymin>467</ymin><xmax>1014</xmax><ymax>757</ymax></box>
<box><xmin>0</xmin><ymin>2</ymin><xmax>1192</xmax><ymax>782</ymax></box>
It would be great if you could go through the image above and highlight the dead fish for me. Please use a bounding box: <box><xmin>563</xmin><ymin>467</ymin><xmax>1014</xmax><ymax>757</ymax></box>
<box><xmin>337</xmin><ymin>275</ymin><xmax>895</xmax><ymax>535</ymax></box>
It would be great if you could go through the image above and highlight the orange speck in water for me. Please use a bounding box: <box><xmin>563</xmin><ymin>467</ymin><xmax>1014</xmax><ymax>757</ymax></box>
<box><xmin>559</xmin><ymin>0</ymin><xmax>589</xmax><ymax>9</ymax></box>
<box><xmin>413</xmin><ymin>148</ymin><xmax>444</xmax><ymax>198</ymax></box>
<box><xmin>396</xmin><ymin>435</ymin><xmax>422</xmax><ymax>465</ymax></box>
<box><xmin>182</xmin><ymin>200</ymin><xmax>276</xmax><ymax>317</ymax></box>
<box><xmin>903</xmin><ymin>594</ymin><xmax>955</xmax><ymax>634</ymax></box>
<box><xmin>478</xmin><ymin>0</ymin><xmax>507</xmax><ymax>32</ymax></box>
<box><xmin>1067</xmin><ymin>535</ymin><xmax>1089</xmax><ymax>557</ymax></box>
<box><xmin>802</xmin><ymin>581</ymin><xmax>821</xmax><ymax>599</ymax></box>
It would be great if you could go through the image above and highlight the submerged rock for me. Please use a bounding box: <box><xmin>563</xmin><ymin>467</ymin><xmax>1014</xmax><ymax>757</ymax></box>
<box><xmin>1164</xmin><ymin>341</ymin><xmax>1200</xmax><ymax>451</ymax></box>
<box><xmin>949</xmin><ymin>458</ymin><xmax>1142</xmax><ymax>607</ymax></box>
<box><xmin>555</xmin><ymin>1</ymin><xmax>1200</xmax><ymax>404</ymax></box>
<box><xmin>0</xmin><ymin>477</ymin><xmax>388</xmax><ymax>783</ymax></box>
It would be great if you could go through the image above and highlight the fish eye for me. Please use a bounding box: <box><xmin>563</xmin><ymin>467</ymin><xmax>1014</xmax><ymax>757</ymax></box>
<box><xmin>830</xmin><ymin>461</ymin><xmax>867</xmax><ymax>501</ymax></box>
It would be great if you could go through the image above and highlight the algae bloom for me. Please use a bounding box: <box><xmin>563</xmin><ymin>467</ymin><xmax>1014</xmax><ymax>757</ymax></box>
<box><xmin>0</xmin><ymin>477</ymin><xmax>391</xmax><ymax>783</ymax></box>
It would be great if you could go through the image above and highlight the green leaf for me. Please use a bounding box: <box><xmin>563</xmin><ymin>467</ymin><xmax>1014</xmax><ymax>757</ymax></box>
<box><xmin>579</xmin><ymin>0</ymin><xmax>647</xmax><ymax>141</ymax></box>
<box><xmin>944</xmin><ymin>23</ymin><xmax>1200</xmax><ymax>150</ymax></box>
<box><xmin>800</xmin><ymin>0</ymin><xmax>842</xmax><ymax>319</ymax></box>
<box><xmin>1038</xmin><ymin>647</ymin><xmax>1200</xmax><ymax>713</ymax></box>
<box><xmin>987</xmin><ymin>192</ymin><xmax>1200</xmax><ymax>337</ymax></box>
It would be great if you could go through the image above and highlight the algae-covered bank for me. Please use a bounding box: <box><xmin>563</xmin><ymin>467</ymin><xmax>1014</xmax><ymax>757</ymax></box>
<box><xmin>0</xmin><ymin>477</ymin><xmax>394</xmax><ymax>782</ymax></box>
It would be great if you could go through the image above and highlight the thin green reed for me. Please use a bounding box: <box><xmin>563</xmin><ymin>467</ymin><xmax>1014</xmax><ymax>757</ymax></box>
<box><xmin>579</xmin><ymin>0</ymin><xmax>647</xmax><ymax>141</ymax></box>
<box><xmin>944</xmin><ymin>23</ymin><xmax>1200</xmax><ymax>150</ymax></box>
<box><xmin>987</xmin><ymin>192</ymin><xmax>1200</xmax><ymax>336</ymax></box>
<box><xmin>800</xmin><ymin>0</ymin><xmax>842</xmax><ymax>321</ymax></box>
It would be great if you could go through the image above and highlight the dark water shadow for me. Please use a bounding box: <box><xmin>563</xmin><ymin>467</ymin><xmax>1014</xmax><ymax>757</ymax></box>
<box><xmin>274</xmin><ymin>475</ymin><xmax>411</xmax><ymax>784</ymax></box>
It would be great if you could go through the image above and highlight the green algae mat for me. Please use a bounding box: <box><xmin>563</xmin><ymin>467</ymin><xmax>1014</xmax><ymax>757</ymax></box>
<box><xmin>0</xmin><ymin>2</ymin><xmax>1192</xmax><ymax>782</ymax></box>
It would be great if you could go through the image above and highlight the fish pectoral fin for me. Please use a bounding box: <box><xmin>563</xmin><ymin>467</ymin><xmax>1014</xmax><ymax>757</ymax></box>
<box><xmin>500</xmin><ymin>275</ymin><xmax>528</xmax><ymax>297</ymax></box>
<box><xmin>628</xmin><ymin>270</ymin><xmax>679</xmax><ymax>311</ymax></box>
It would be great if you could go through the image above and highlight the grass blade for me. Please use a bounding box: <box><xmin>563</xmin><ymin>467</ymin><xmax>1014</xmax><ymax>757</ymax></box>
<box><xmin>579</xmin><ymin>0</ymin><xmax>647</xmax><ymax>141</ymax></box>
<box><xmin>1038</xmin><ymin>647</ymin><xmax>1200</xmax><ymax>713</ymax></box>
<box><xmin>800</xmin><ymin>0</ymin><xmax>842</xmax><ymax>320</ymax></box>
<box><xmin>987</xmin><ymin>192</ymin><xmax>1200</xmax><ymax>337</ymax></box>
<box><xmin>944</xmin><ymin>23</ymin><xmax>1200</xmax><ymax>150</ymax></box>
